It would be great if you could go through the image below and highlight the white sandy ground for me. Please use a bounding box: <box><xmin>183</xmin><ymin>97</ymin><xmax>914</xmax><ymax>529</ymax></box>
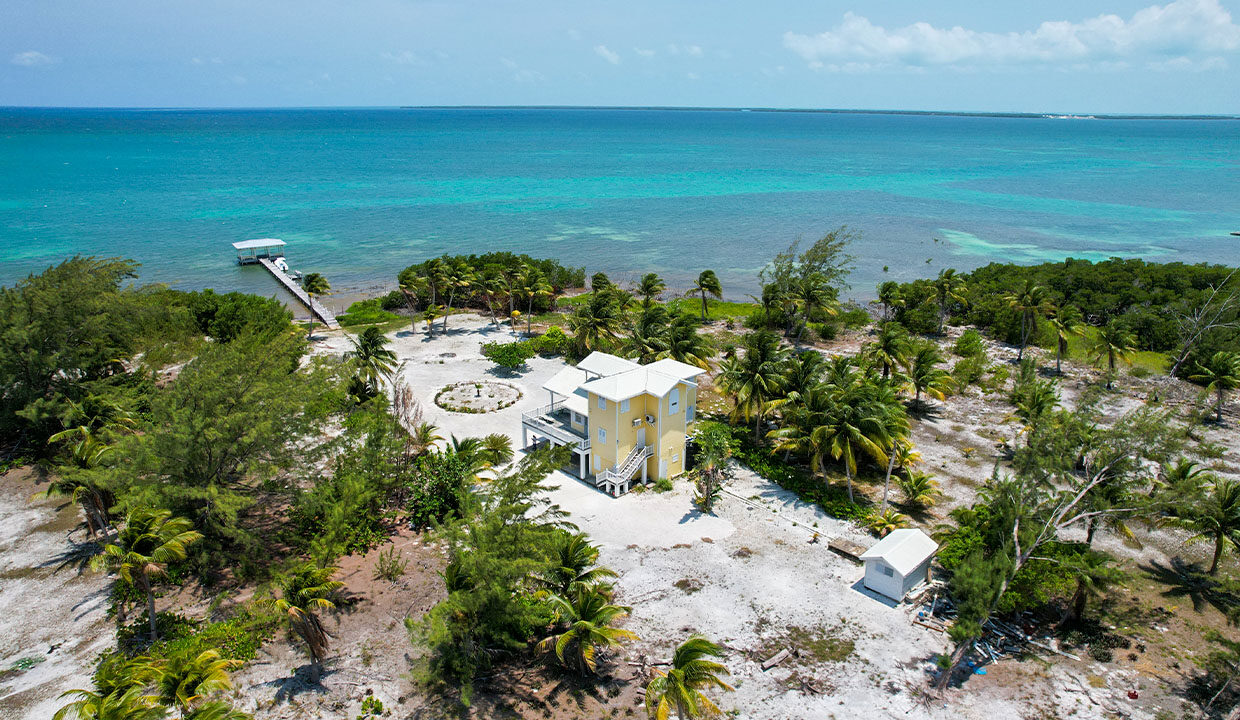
<box><xmin>2</xmin><ymin>314</ymin><xmax>1225</xmax><ymax>719</ymax></box>
<box><xmin>307</xmin><ymin>316</ymin><xmax>1159</xmax><ymax>720</ymax></box>
<box><xmin>0</xmin><ymin>472</ymin><xmax>116</xmax><ymax>720</ymax></box>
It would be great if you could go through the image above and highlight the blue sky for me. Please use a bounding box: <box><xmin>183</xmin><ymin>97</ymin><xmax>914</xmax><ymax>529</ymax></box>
<box><xmin>3</xmin><ymin>0</ymin><xmax>1239</xmax><ymax>113</ymax></box>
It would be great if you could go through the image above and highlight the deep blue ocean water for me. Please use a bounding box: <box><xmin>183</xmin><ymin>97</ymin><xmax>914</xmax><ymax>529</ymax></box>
<box><xmin>1</xmin><ymin>107</ymin><xmax>1237</xmax><ymax>300</ymax></box>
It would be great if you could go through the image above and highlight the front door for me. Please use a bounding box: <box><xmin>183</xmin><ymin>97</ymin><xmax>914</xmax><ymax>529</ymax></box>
<box><xmin>636</xmin><ymin>427</ymin><xmax>646</xmax><ymax>447</ymax></box>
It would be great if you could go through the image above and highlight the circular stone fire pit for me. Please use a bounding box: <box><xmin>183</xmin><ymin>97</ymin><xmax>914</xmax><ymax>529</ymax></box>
<box><xmin>434</xmin><ymin>381</ymin><xmax>522</xmax><ymax>414</ymax></box>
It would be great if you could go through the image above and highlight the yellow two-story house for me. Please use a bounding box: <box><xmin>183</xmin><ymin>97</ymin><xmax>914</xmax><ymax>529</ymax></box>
<box><xmin>520</xmin><ymin>351</ymin><xmax>703</xmax><ymax>496</ymax></box>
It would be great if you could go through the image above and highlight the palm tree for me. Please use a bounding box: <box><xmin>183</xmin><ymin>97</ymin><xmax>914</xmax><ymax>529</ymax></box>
<box><xmin>637</xmin><ymin>272</ymin><xmax>666</xmax><ymax>307</ymax></box>
<box><xmin>876</xmin><ymin>281</ymin><xmax>902</xmax><ymax>322</ymax></box>
<box><xmin>518</xmin><ymin>265</ymin><xmax>553</xmax><ymax>335</ymax></box>
<box><xmin>397</xmin><ymin>268</ymin><xmax>428</xmax><ymax>332</ymax></box>
<box><xmin>409</xmin><ymin>421</ymin><xmax>443</xmax><ymax>457</ymax></box>
<box><xmin>38</xmin><ymin>472</ymin><xmax>115</xmax><ymax>537</ymax></box>
<box><xmin>865</xmin><ymin>508</ymin><xmax>910</xmax><ymax>537</ymax></box>
<box><xmin>344</xmin><ymin>326</ymin><xmax>397</xmax><ymax>397</ymax></box>
<box><xmin>1062</xmin><ymin>550</ymin><xmax>1124</xmax><ymax>622</ymax></box>
<box><xmin>441</xmin><ymin>261</ymin><xmax>476</xmax><ymax>332</ymax></box>
<box><xmin>929</xmin><ymin>268</ymin><xmax>967</xmax><ymax>335</ymax></box>
<box><xmin>54</xmin><ymin>687</ymin><xmax>167</xmax><ymax>720</ymax></box>
<box><xmin>538</xmin><ymin>585</ymin><xmax>637</xmax><ymax>675</ymax></box>
<box><xmin>1087</xmin><ymin>321</ymin><xmax>1136</xmax><ymax>389</ymax></box>
<box><xmin>718</xmin><ymin>331</ymin><xmax>787</xmax><ymax>438</ymax></box>
<box><xmin>156</xmin><ymin>649</ymin><xmax>240</xmax><ymax>715</ymax></box>
<box><xmin>50</xmin><ymin>396</ymin><xmax>137</xmax><ymax>463</ymax></box>
<box><xmin>1003</xmin><ymin>279</ymin><xmax>1054</xmax><ymax>361</ymax></box>
<box><xmin>183</xmin><ymin>702</ymin><xmax>253</xmax><ymax>720</ymax></box>
<box><xmin>1164</xmin><ymin>478</ymin><xmax>1240</xmax><ymax>575</ymax></box>
<box><xmin>790</xmin><ymin>272</ymin><xmax>837</xmax><ymax>339</ymax></box>
<box><xmin>422</xmin><ymin>304</ymin><xmax>442</xmax><ymax>336</ymax></box>
<box><xmin>300</xmin><ymin>273</ymin><xmax>331</xmax><ymax>340</ymax></box>
<box><xmin>92</xmin><ymin>509</ymin><xmax>203</xmax><ymax>643</ymax></box>
<box><xmin>1007</xmin><ymin>378</ymin><xmax>1060</xmax><ymax>444</ymax></box>
<box><xmin>568</xmin><ymin>290</ymin><xmax>623</xmax><ymax>356</ymax></box>
<box><xmin>1047</xmin><ymin>304</ymin><xmax>1085</xmax><ymax>375</ymax></box>
<box><xmin>864</xmin><ymin>322</ymin><xmax>910</xmax><ymax>380</ymax></box>
<box><xmin>691</xmin><ymin>270</ymin><xmax>723</xmax><ymax>321</ymax></box>
<box><xmin>626</xmin><ymin>305</ymin><xmax>671</xmax><ymax>364</ymax></box>
<box><xmin>660</xmin><ymin>313</ymin><xmax>714</xmax><ymax>371</ymax></box>
<box><xmin>538</xmin><ymin>532</ymin><xmax>618</xmax><ymax>597</ymax></box>
<box><xmin>895</xmin><ymin>469</ymin><xmax>942</xmax><ymax>508</ymax></box>
<box><xmin>478</xmin><ymin>433</ymin><xmax>514</xmax><ymax>469</ymax></box>
<box><xmin>1190</xmin><ymin>351</ymin><xmax>1240</xmax><ymax>424</ymax></box>
<box><xmin>477</xmin><ymin>268</ymin><xmax>505</xmax><ymax>328</ymax></box>
<box><xmin>906</xmin><ymin>342</ymin><xmax>951</xmax><ymax>408</ymax></box>
<box><xmin>644</xmin><ymin>634</ymin><xmax>734</xmax><ymax>720</ymax></box>
<box><xmin>266</xmin><ymin>561</ymin><xmax>343</xmax><ymax>683</ymax></box>
<box><xmin>815</xmin><ymin>383</ymin><xmax>896</xmax><ymax>502</ymax></box>
<box><xmin>1158</xmin><ymin>457</ymin><xmax>1209</xmax><ymax>495</ymax></box>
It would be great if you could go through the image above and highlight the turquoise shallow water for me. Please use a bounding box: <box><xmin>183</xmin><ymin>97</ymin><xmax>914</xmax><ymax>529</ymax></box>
<box><xmin>1</xmin><ymin>107</ymin><xmax>1237</xmax><ymax>299</ymax></box>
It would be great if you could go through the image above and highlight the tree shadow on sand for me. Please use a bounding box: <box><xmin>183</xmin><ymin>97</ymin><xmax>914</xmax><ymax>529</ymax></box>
<box><xmin>1139</xmin><ymin>557</ymin><xmax>1240</xmax><ymax>620</ymax></box>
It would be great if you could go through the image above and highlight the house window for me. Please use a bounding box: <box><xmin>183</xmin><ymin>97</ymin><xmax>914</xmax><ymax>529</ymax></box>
<box><xmin>597</xmin><ymin>396</ymin><xmax>606</xmax><ymax>410</ymax></box>
<box><xmin>685</xmin><ymin>402</ymin><xmax>695</xmax><ymax>422</ymax></box>
<box><xmin>881</xmin><ymin>565</ymin><xmax>894</xmax><ymax>577</ymax></box>
<box><xmin>620</xmin><ymin>398</ymin><xmax>630</xmax><ymax>413</ymax></box>
<box><xmin>598</xmin><ymin>427</ymin><xmax>606</xmax><ymax>444</ymax></box>
<box><xmin>668</xmin><ymin>387</ymin><xmax>680</xmax><ymax>415</ymax></box>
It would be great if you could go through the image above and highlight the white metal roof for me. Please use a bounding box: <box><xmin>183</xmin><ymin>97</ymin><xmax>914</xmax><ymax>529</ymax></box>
<box><xmin>645</xmin><ymin>358</ymin><xmax>706</xmax><ymax>382</ymax></box>
<box><xmin>859</xmin><ymin>529</ymin><xmax>938</xmax><ymax>576</ymax></box>
<box><xmin>580</xmin><ymin>366</ymin><xmax>697</xmax><ymax>402</ymax></box>
<box><xmin>544</xmin><ymin>366</ymin><xmax>591</xmax><ymax>415</ymax></box>
<box><xmin>232</xmin><ymin>238</ymin><xmax>287</xmax><ymax>250</ymax></box>
<box><xmin>577</xmin><ymin>351</ymin><xmax>639</xmax><ymax>377</ymax></box>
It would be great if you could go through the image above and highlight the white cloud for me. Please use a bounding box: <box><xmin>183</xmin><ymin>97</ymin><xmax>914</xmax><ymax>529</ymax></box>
<box><xmin>634</xmin><ymin>47</ymin><xmax>657</xmax><ymax>58</ymax></box>
<box><xmin>784</xmin><ymin>0</ymin><xmax>1240</xmax><ymax>72</ymax></box>
<box><xmin>11</xmin><ymin>50</ymin><xmax>58</xmax><ymax>67</ymax></box>
<box><xmin>685</xmin><ymin>45</ymin><xmax>704</xmax><ymax>57</ymax></box>
<box><xmin>382</xmin><ymin>50</ymin><xmax>425</xmax><ymax>66</ymax></box>
<box><xmin>594</xmin><ymin>45</ymin><xmax>621</xmax><ymax>65</ymax></box>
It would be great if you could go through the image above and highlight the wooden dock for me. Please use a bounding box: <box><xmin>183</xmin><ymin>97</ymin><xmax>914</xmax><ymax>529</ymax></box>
<box><xmin>258</xmin><ymin>258</ymin><xmax>338</xmax><ymax>329</ymax></box>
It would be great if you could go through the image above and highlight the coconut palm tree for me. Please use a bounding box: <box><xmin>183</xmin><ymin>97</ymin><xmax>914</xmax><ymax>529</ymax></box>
<box><xmin>1004</xmin><ymin>279</ymin><xmax>1054</xmax><ymax>361</ymax></box>
<box><xmin>183</xmin><ymin>702</ymin><xmax>252</xmax><ymax>720</ymax></box>
<box><xmin>422</xmin><ymin>304</ymin><xmax>442</xmax><ymax>336</ymax></box>
<box><xmin>568</xmin><ymin>290</ymin><xmax>623</xmax><ymax>357</ymax></box>
<box><xmin>478</xmin><ymin>433</ymin><xmax>514</xmax><ymax>469</ymax></box>
<box><xmin>1062</xmin><ymin>550</ymin><xmax>1124</xmax><ymax>622</ymax></box>
<box><xmin>895</xmin><ymin>469</ymin><xmax>942</xmax><ymax>508</ymax></box>
<box><xmin>1047</xmin><ymin>304</ymin><xmax>1085</xmax><ymax>375</ymax></box>
<box><xmin>397</xmin><ymin>268</ymin><xmax>428</xmax><ymax>332</ymax></box>
<box><xmin>929</xmin><ymin>268</ymin><xmax>967</xmax><ymax>335</ymax></box>
<box><xmin>637</xmin><ymin>272</ymin><xmax>666</xmax><ymax>307</ymax></box>
<box><xmin>790</xmin><ymin>272</ymin><xmax>837</xmax><ymax>339</ymax></box>
<box><xmin>1164</xmin><ymin>478</ymin><xmax>1240</xmax><ymax>575</ymax></box>
<box><xmin>38</xmin><ymin>472</ymin><xmax>115</xmax><ymax>537</ymax></box>
<box><xmin>156</xmin><ymin>649</ymin><xmax>241</xmax><ymax>716</ymax></box>
<box><xmin>876</xmin><ymin>281</ymin><xmax>902</xmax><ymax>322</ymax></box>
<box><xmin>626</xmin><ymin>305</ymin><xmax>671</xmax><ymax>364</ymax></box>
<box><xmin>1087</xmin><ymin>321</ymin><xmax>1136</xmax><ymax>389</ymax></box>
<box><xmin>344</xmin><ymin>326</ymin><xmax>397</xmax><ymax>396</ymax></box>
<box><xmin>54</xmin><ymin>687</ymin><xmax>167</xmax><ymax>720</ymax></box>
<box><xmin>1007</xmin><ymin>378</ymin><xmax>1060</xmax><ymax>445</ymax></box>
<box><xmin>863</xmin><ymin>322</ymin><xmax>911</xmax><ymax>380</ymax></box>
<box><xmin>865</xmin><ymin>508</ymin><xmax>910</xmax><ymax>537</ymax></box>
<box><xmin>409</xmin><ymin>421</ymin><xmax>443</xmax><ymax>457</ymax></box>
<box><xmin>718</xmin><ymin>331</ymin><xmax>787</xmax><ymax>438</ymax></box>
<box><xmin>518</xmin><ymin>266</ymin><xmax>553</xmax><ymax>335</ymax></box>
<box><xmin>660</xmin><ymin>313</ymin><xmax>714</xmax><ymax>371</ymax></box>
<box><xmin>267</xmin><ymin>562</ymin><xmax>343</xmax><ymax>683</ymax></box>
<box><xmin>538</xmin><ymin>532</ymin><xmax>618</xmax><ymax>597</ymax></box>
<box><xmin>815</xmin><ymin>383</ymin><xmax>895</xmax><ymax>502</ymax></box>
<box><xmin>538</xmin><ymin>585</ymin><xmax>637</xmax><ymax>675</ymax></box>
<box><xmin>300</xmin><ymin>273</ymin><xmax>331</xmax><ymax>340</ymax></box>
<box><xmin>91</xmin><ymin>509</ymin><xmax>203</xmax><ymax>643</ymax></box>
<box><xmin>644</xmin><ymin>634</ymin><xmax>734</xmax><ymax>720</ymax></box>
<box><xmin>691</xmin><ymin>270</ymin><xmax>723</xmax><ymax>321</ymax></box>
<box><xmin>477</xmin><ymin>268</ymin><xmax>505</xmax><ymax>328</ymax></box>
<box><xmin>1190</xmin><ymin>351</ymin><xmax>1240</xmax><ymax>424</ymax></box>
<box><xmin>906</xmin><ymin>341</ymin><xmax>951</xmax><ymax>408</ymax></box>
<box><xmin>442</xmin><ymin>261</ymin><xmax>477</xmax><ymax>332</ymax></box>
<box><xmin>1157</xmin><ymin>457</ymin><xmax>1209</xmax><ymax>495</ymax></box>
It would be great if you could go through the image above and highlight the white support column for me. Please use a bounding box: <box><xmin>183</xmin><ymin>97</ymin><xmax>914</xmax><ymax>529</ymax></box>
<box><xmin>579</xmin><ymin>451</ymin><xmax>586</xmax><ymax>478</ymax></box>
<box><xmin>522</xmin><ymin>426</ymin><xmax>528</xmax><ymax>448</ymax></box>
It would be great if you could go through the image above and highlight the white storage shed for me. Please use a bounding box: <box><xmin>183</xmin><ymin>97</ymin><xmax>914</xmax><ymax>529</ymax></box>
<box><xmin>860</xmin><ymin>529</ymin><xmax>938</xmax><ymax>602</ymax></box>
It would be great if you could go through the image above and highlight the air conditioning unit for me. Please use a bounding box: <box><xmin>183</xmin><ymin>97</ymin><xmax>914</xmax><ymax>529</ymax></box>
<box><xmin>631</xmin><ymin>418</ymin><xmax>642</xmax><ymax>427</ymax></box>
<box><xmin>645</xmin><ymin>414</ymin><xmax>656</xmax><ymax>424</ymax></box>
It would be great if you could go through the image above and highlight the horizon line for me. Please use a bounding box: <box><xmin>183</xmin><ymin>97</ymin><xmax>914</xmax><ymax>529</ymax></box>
<box><xmin>1</xmin><ymin>104</ymin><xmax>1237</xmax><ymax>120</ymax></box>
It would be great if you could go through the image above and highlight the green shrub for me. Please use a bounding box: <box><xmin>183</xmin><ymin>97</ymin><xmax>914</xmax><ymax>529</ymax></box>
<box><xmin>654</xmin><ymin>477</ymin><xmax>673</xmax><ymax>493</ymax></box>
<box><xmin>953</xmin><ymin>329</ymin><xmax>986</xmax><ymax>358</ymax></box>
<box><xmin>481</xmin><ymin>340</ymin><xmax>536</xmax><ymax>369</ymax></box>
<box><xmin>813</xmin><ymin>322</ymin><xmax>839</xmax><ymax>341</ymax></box>
<box><xmin>725</xmin><ymin>425</ymin><xmax>868</xmax><ymax>521</ymax></box>
<box><xmin>951</xmin><ymin>355</ymin><xmax>987</xmax><ymax>387</ymax></box>
<box><xmin>119</xmin><ymin>607</ymin><xmax>280</xmax><ymax>663</ymax></box>
<box><xmin>379</xmin><ymin>289</ymin><xmax>407</xmax><ymax>311</ymax></box>
<box><xmin>406</xmin><ymin>452</ymin><xmax>471</xmax><ymax>530</ymax></box>
<box><xmin>530</xmin><ymin>326</ymin><xmax>567</xmax><ymax>356</ymax></box>
<box><xmin>338</xmin><ymin>298</ymin><xmax>402</xmax><ymax>327</ymax></box>
<box><xmin>838</xmin><ymin>304</ymin><xmax>872</xmax><ymax>329</ymax></box>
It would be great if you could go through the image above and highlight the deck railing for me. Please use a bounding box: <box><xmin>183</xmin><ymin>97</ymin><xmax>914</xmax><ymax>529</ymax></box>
<box><xmin>596</xmin><ymin>444</ymin><xmax>654</xmax><ymax>493</ymax></box>
<box><xmin>521</xmin><ymin>401</ymin><xmax>590</xmax><ymax>451</ymax></box>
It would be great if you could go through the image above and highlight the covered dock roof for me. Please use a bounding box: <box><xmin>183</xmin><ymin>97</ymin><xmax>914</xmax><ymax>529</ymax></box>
<box><xmin>232</xmin><ymin>238</ymin><xmax>287</xmax><ymax>250</ymax></box>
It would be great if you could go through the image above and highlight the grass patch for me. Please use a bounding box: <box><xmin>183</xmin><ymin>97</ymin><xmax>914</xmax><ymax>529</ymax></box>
<box><xmin>665</xmin><ymin>297</ymin><xmax>758</xmax><ymax>322</ymax></box>
<box><xmin>673</xmin><ymin>578</ymin><xmax>703</xmax><ymax>594</ymax></box>
<box><xmin>337</xmin><ymin>298</ymin><xmax>403</xmax><ymax>327</ymax></box>
<box><xmin>118</xmin><ymin>605</ymin><xmax>282</xmax><ymax>663</ymax></box>
<box><xmin>1062</xmin><ymin>327</ymin><xmax>1171</xmax><ymax>375</ymax></box>
<box><xmin>756</xmin><ymin>624</ymin><xmax>855</xmax><ymax>666</ymax></box>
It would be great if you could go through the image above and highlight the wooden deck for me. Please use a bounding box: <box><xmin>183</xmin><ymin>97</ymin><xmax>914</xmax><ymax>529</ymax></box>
<box><xmin>258</xmin><ymin>258</ymin><xmax>338</xmax><ymax>329</ymax></box>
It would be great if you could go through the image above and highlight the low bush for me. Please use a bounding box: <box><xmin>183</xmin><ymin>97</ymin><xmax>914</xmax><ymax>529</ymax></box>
<box><xmin>339</xmin><ymin>298</ymin><xmax>402</xmax><ymax>327</ymax></box>
<box><xmin>529</xmin><ymin>326</ymin><xmax>567</xmax><ymax>356</ymax></box>
<box><xmin>953</xmin><ymin>329</ymin><xmax>987</xmax><ymax>358</ymax></box>
<box><xmin>119</xmin><ymin>606</ymin><xmax>280</xmax><ymax>663</ymax></box>
<box><xmin>481</xmin><ymin>340</ymin><xmax>537</xmax><ymax>369</ymax></box>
